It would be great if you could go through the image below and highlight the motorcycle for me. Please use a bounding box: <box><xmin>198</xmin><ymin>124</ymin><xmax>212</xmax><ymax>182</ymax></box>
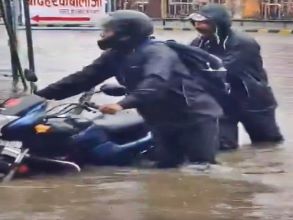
<box><xmin>0</xmin><ymin>78</ymin><xmax>153</xmax><ymax>181</ymax></box>
<box><xmin>1</xmin><ymin>0</ymin><xmax>153</xmax><ymax>181</ymax></box>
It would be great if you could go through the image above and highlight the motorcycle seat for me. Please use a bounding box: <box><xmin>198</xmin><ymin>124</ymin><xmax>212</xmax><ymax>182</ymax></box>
<box><xmin>94</xmin><ymin>110</ymin><xmax>148</xmax><ymax>144</ymax></box>
<box><xmin>1</xmin><ymin>95</ymin><xmax>46</xmax><ymax>117</ymax></box>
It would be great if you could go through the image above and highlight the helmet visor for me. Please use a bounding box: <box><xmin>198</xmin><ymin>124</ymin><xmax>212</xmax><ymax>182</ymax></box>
<box><xmin>186</xmin><ymin>13</ymin><xmax>208</xmax><ymax>22</ymax></box>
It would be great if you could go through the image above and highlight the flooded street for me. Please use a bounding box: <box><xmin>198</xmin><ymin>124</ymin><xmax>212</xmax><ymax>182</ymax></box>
<box><xmin>1</xmin><ymin>27</ymin><xmax>293</xmax><ymax>219</ymax></box>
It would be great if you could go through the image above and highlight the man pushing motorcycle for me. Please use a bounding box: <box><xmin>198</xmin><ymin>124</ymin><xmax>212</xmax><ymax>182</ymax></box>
<box><xmin>36</xmin><ymin>10</ymin><xmax>223</xmax><ymax>168</ymax></box>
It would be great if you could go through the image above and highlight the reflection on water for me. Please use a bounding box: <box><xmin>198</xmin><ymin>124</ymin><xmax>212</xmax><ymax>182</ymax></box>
<box><xmin>1</xmin><ymin>28</ymin><xmax>293</xmax><ymax>219</ymax></box>
<box><xmin>0</xmin><ymin>168</ymin><xmax>273</xmax><ymax>220</ymax></box>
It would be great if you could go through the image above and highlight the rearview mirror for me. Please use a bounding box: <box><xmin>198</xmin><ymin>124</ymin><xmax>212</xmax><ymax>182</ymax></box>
<box><xmin>24</xmin><ymin>69</ymin><xmax>38</xmax><ymax>82</ymax></box>
<box><xmin>100</xmin><ymin>83</ymin><xmax>127</xmax><ymax>96</ymax></box>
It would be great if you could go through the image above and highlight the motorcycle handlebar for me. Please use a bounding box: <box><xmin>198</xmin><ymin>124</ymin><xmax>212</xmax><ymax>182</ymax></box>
<box><xmin>84</xmin><ymin>102</ymin><xmax>99</xmax><ymax>110</ymax></box>
<box><xmin>46</xmin><ymin>101</ymin><xmax>101</xmax><ymax>118</ymax></box>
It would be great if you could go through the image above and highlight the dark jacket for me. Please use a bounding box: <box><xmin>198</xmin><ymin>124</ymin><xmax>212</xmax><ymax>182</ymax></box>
<box><xmin>37</xmin><ymin>42</ymin><xmax>222</xmax><ymax>126</ymax></box>
<box><xmin>191</xmin><ymin>4</ymin><xmax>277</xmax><ymax>112</ymax></box>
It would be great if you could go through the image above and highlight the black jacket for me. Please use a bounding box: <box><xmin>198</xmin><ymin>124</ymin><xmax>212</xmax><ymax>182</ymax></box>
<box><xmin>37</xmin><ymin>42</ymin><xmax>222</xmax><ymax>125</ymax></box>
<box><xmin>191</xmin><ymin>4</ymin><xmax>277</xmax><ymax>112</ymax></box>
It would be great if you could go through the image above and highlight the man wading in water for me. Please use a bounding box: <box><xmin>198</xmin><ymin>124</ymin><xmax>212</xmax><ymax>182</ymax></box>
<box><xmin>36</xmin><ymin>10</ymin><xmax>223</xmax><ymax>168</ymax></box>
<box><xmin>189</xmin><ymin>4</ymin><xmax>283</xmax><ymax>150</ymax></box>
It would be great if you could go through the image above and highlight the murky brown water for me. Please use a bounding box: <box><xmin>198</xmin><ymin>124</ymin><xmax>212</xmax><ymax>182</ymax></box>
<box><xmin>1</xmin><ymin>27</ymin><xmax>293</xmax><ymax>219</ymax></box>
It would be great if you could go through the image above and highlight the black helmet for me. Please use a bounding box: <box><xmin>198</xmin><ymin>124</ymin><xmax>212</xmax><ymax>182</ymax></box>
<box><xmin>98</xmin><ymin>10</ymin><xmax>154</xmax><ymax>50</ymax></box>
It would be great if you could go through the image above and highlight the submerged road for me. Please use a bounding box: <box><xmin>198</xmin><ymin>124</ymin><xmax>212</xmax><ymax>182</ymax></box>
<box><xmin>1</xmin><ymin>27</ymin><xmax>293</xmax><ymax>220</ymax></box>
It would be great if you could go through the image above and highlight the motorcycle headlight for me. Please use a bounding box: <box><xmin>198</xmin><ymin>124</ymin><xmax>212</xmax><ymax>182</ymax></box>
<box><xmin>0</xmin><ymin>115</ymin><xmax>18</xmax><ymax>137</ymax></box>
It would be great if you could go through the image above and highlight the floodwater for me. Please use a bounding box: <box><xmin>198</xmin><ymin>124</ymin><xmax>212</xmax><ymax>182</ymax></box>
<box><xmin>1</xmin><ymin>27</ymin><xmax>293</xmax><ymax>220</ymax></box>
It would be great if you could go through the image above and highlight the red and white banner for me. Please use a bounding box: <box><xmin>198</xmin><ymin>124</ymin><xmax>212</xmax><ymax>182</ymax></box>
<box><xmin>27</xmin><ymin>0</ymin><xmax>106</xmax><ymax>25</ymax></box>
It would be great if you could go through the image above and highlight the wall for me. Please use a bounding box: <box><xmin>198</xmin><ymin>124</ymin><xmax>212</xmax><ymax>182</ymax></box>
<box><xmin>145</xmin><ymin>0</ymin><xmax>162</xmax><ymax>18</ymax></box>
<box><xmin>114</xmin><ymin>0</ymin><xmax>292</xmax><ymax>19</ymax></box>
<box><xmin>114</xmin><ymin>0</ymin><xmax>161</xmax><ymax>18</ymax></box>
<box><xmin>242</xmin><ymin>0</ymin><xmax>261</xmax><ymax>18</ymax></box>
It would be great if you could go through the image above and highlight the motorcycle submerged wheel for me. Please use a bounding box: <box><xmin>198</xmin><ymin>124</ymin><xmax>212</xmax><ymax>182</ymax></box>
<box><xmin>0</xmin><ymin>158</ymin><xmax>10</xmax><ymax>174</ymax></box>
<box><xmin>0</xmin><ymin>153</ymin><xmax>31</xmax><ymax>182</ymax></box>
<box><xmin>0</xmin><ymin>155</ymin><xmax>30</xmax><ymax>180</ymax></box>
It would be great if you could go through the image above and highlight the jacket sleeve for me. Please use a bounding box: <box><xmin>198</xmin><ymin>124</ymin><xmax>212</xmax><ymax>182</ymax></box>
<box><xmin>36</xmin><ymin>51</ymin><xmax>116</xmax><ymax>100</ymax></box>
<box><xmin>222</xmin><ymin>37</ymin><xmax>261</xmax><ymax>74</ymax></box>
<box><xmin>222</xmin><ymin>43</ymin><xmax>246</xmax><ymax>76</ymax></box>
<box><xmin>118</xmin><ymin>46</ymin><xmax>174</xmax><ymax>109</ymax></box>
<box><xmin>190</xmin><ymin>37</ymin><xmax>203</xmax><ymax>47</ymax></box>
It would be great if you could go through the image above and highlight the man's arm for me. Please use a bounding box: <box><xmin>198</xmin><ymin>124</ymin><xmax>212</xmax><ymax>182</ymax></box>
<box><xmin>224</xmin><ymin>41</ymin><xmax>267</xmax><ymax>82</ymax></box>
<box><xmin>222</xmin><ymin>36</ymin><xmax>263</xmax><ymax>75</ymax></box>
<box><xmin>190</xmin><ymin>37</ymin><xmax>203</xmax><ymax>47</ymax></box>
<box><xmin>222</xmin><ymin>43</ymin><xmax>247</xmax><ymax>76</ymax></box>
<box><xmin>118</xmin><ymin>45</ymin><xmax>175</xmax><ymax>109</ymax></box>
<box><xmin>36</xmin><ymin>51</ymin><xmax>117</xmax><ymax>100</ymax></box>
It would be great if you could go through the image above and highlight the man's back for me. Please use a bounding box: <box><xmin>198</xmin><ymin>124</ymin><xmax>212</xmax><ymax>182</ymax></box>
<box><xmin>192</xmin><ymin>30</ymin><xmax>267</xmax><ymax>82</ymax></box>
<box><xmin>115</xmin><ymin>42</ymin><xmax>223</xmax><ymax>124</ymax></box>
<box><xmin>191</xmin><ymin>29</ymin><xmax>276</xmax><ymax>111</ymax></box>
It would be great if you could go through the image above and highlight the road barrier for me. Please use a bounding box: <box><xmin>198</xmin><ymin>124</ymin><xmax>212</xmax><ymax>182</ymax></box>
<box><xmin>155</xmin><ymin>27</ymin><xmax>293</xmax><ymax>35</ymax></box>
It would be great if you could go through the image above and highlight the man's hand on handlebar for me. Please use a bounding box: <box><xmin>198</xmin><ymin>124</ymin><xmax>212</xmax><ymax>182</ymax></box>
<box><xmin>99</xmin><ymin>103</ymin><xmax>124</xmax><ymax>115</ymax></box>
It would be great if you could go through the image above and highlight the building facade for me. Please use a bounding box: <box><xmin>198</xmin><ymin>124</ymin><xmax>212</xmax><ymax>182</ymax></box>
<box><xmin>114</xmin><ymin>0</ymin><xmax>293</xmax><ymax>19</ymax></box>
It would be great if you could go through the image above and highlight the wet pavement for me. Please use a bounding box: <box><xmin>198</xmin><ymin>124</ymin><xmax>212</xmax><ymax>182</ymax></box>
<box><xmin>1</xmin><ymin>27</ymin><xmax>293</xmax><ymax>220</ymax></box>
